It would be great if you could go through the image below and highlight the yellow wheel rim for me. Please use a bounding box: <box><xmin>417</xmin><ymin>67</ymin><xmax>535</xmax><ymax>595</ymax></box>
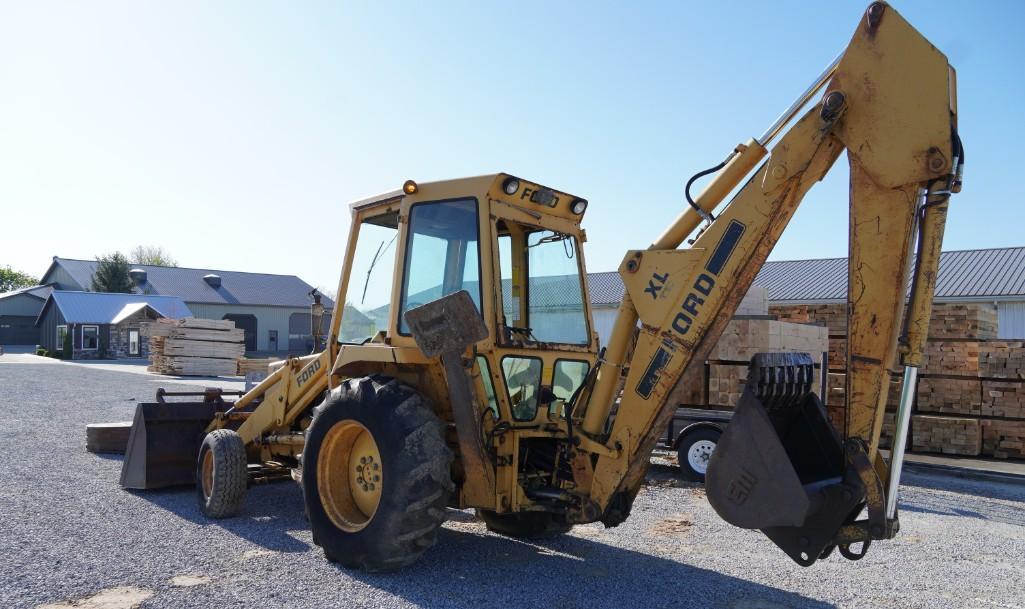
<box><xmin>201</xmin><ymin>449</ymin><xmax>214</xmax><ymax>500</ymax></box>
<box><xmin>317</xmin><ymin>420</ymin><xmax>382</xmax><ymax>532</ymax></box>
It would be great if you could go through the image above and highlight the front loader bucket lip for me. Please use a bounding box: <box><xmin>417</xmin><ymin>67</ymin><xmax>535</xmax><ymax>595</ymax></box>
<box><xmin>119</xmin><ymin>402</ymin><xmax>220</xmax><ymax>490</ymax></box>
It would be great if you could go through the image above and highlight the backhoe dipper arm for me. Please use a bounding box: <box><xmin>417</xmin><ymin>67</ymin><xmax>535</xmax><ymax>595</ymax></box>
<box><xmin>577</xmin><ymin>2</ymin><xmax>960</xmax><ymax>560</ymax></box>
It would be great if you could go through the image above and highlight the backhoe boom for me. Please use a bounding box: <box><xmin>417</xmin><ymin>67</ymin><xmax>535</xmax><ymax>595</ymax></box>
<box><xmin>574</xmin><ymin>1</ymin><xmax>961</xmax><ymax>563</ymax></box>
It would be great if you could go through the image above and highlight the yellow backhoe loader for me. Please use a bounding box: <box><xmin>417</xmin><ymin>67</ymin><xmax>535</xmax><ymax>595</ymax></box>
<box><xmin>119</xmin><ymin>2</ymin><xmax>963</xmax><ymax>571</ymax></box>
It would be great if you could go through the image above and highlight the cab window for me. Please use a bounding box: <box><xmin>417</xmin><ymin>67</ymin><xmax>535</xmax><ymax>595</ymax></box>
<box><xmin>341</xmin><ymin>212</ymin><xmax>398</xmax><ymax>342</ymax></box>
<box><xmin>476</xmin><ymin>356</ymin><xmax>499</xmax><ymax>418</ymax></box>
<box><xmin>502</xmin><ymin>356</ymin><xmax>542</xmax><ymax>421</ymax></box>
<box><xmin>497</xmin><ymin>223</ymin><xmax>589</xmax><ymax>345</ymax></box>
<box><xmin>399</xmin><ymin>198</ymin><xmax>482</xmax><ymax>334</ymax></box>
<box><xmin>552</xmin><ymin>360</ymin><xmax>589</xmax><ymax>402</ymax></box>
<box><xmin>550</xmin><ymin>359</ymin><xmax>589</xmax><ymax>416</ymax></box>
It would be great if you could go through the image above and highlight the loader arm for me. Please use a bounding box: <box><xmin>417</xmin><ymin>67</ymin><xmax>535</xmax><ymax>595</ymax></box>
<box><xmin>576</xmin><ymin>2</ymin><xmax>961</xmax><ymax>562</ymax></box>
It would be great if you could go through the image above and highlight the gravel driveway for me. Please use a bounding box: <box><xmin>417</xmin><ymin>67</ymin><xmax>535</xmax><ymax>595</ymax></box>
<box><xmin>2</xmin><ymin>360</ymin><xmax>1024</xmax><ymax>609</ymax></box>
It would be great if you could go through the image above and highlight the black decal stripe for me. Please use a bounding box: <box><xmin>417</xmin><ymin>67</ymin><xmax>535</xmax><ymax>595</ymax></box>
<box><xmin>706</xmin><ymin>220</ymin><xmax>746</xmax><ymax>275</ymax></box>
<box><xmin>635</xmin><ymin>347</ymin><xmax>672</xmax><ymax>399</ymax></box>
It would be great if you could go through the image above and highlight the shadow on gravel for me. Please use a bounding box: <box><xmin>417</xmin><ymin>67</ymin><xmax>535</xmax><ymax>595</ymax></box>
<box><xmin>900</xmin><ymin>473</ymin><xmax>1025</xmax><ymax>527</ymax></box>
<box><xmin>130</xmin><ymin>481</ymin><xmax>310</xmax><ymax>553</ymax></box>
<box><xmin>342</xmin><ymin>528</ymin><xmax>837</xmax><ymax>609</ymax></box>
<box><xmin>903</xmin><ymin>471</ymin><xmax>1025</xmax><ymax>503</ymax></box>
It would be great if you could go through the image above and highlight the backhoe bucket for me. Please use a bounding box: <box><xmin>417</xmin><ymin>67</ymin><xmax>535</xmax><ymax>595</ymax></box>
<box><xmin>705</xmin><ymin>353</ymin><xmax>865</xmax><ymax>566</ymax></box>
<box><xmin>120</xmin><ymin>394</ymin><xmax>224</xmax><ymax>490</ymax></box>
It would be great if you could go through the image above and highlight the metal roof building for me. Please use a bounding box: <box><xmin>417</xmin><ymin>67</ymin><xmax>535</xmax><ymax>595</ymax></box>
<box><xmin>0</xmin><ymin>284</ymin><xmax>56</xmax><ymax>345</ymax></box>
<box><xmin>38</xmin><ymin>257</ymin><xmax>333</xmax><ymax>354</ymax></box>
<box><xmin>35</xmin><ymin>292</ymin><xmax>192</xmax><ymax>325</ymax></box>
<box><xmin>587</xmin><ymin>247</ymin><xmax>1025</xmax><ymax>341</ymax></box>
<box><xmin>34</xmin><ymin>291</ymin><xmax>193</xmax><ymax>360</ymax></box>
<box><xmin>751</xmin><ymin>247</ymin><xmax>1025</xmax><ymax>305</ymax></box>
<box><xmin>42</xmin><ymin>258</ymin><xmax>329</xmax><ymax>308</ymax></box>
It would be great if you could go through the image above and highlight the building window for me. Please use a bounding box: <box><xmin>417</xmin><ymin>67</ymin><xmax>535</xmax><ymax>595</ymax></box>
<box><xmin>56</xmin><ymin>325</ymin><xmax>67</xmax><ymax>352</ymax></box>
<box><xmin>82</xmin><ymin>325</ymin><xmax>99</xmax><ymax>351</ymax></box>
<box><xmin>128</xmin><ymin>329</ymin><xmax>140</xmax><ymax>356</ymax></box>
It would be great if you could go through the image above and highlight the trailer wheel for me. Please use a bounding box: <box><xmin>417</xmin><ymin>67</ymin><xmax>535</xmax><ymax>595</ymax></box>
<box><xmin>677</xmin><ymin>427</ymin><xmax>721</xmax><ymax>482</ymax></box>
<box><xmin>196</xmin><ymin>429</ymin><xmax>248</xmax><ymax>518</ymax></box>
<box><xmin>302</xmin><ymin>375</ymin><xmax>453</xmax><ymax>572</ymax></box>
<box><xmin>476</xmin><ymin>509</ymin><xmax>572</xmax><ymax>539</ymax></box>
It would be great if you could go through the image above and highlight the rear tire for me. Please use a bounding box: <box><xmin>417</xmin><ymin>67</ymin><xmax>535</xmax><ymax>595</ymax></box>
<box><xmin>677</xmin><ymin>427</ymin><xmax>721</xmax><ymax>483</ymax></box>
<box><xmin>302</xmin><ymin>375</ymin><xmax>453</xmax><ymax>572</ymax></box>
<box><xmin>476</xmin><ymin>509</ymin><xmax>572</xmax><ymax>538</ymax></box>
<box><xmin>196</xmin><ymin>429</ymin><xmax>248</xmax><ymax>518</ymax></box>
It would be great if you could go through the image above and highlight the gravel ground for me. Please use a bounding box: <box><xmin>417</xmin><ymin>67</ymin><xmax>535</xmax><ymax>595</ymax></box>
<box><xmin>2</xmin><ymin>359</ymin><xmax>1024</xmax><ymax>609</ymax></box>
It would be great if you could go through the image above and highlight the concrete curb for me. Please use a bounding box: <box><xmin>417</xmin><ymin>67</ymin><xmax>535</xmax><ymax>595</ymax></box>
<box><xmin>904</xmin><ymin>459</ymin><xmax>1025</xmax><ymax>485</ymax></box>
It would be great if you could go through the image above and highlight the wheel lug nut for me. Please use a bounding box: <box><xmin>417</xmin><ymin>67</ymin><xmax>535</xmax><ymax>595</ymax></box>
<box><xmin>360</xmin><ymin>457</ymin><xmax>367</xmax><ymax>464</ymax></box>
<box><xmin>373</xmin><ymin>475</ymin><xmax>380</xmax><ymax>482</ymax></box>
<box><xmin>372</xmin><ymin>463</ymin><xmax>379</xmax><ymax>470</ymax></box>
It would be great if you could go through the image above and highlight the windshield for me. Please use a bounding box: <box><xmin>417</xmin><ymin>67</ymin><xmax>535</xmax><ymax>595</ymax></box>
<box><xmin>399</xmin><ymin>198</ymin><xmax>482</xmax><ymax>334</ymax></box>
<box><xmin>340</xmin><ymin>213</ymin><xmax>398</xmax><ymax>342</ymax></box>
<box><xmin>498</xmin><ymin>225</ymin><xmax>589</xmax><ymax>345</ymax></box>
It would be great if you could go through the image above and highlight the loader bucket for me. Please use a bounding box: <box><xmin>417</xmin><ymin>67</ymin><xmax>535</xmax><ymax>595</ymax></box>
<box><xmin>705</xmin><ymin>353</ymin><xmax>865</xmax><ymax>566</ymax></box>
<box><xmin>119</xmin><ymin>401</ymin><xmax>220</xmax><ymax>489</ymax></box>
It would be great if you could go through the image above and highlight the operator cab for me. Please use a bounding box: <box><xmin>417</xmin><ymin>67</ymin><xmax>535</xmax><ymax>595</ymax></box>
<box><xmin>337</xmin><ymin>174</ymin><xmax>598</xmax><ymax>424</ymax></box>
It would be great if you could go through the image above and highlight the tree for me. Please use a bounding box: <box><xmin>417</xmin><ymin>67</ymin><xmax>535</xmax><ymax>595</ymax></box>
<box><xmin>0</xmin><ymin>266</ymin><xmax>39</xmax><ymax>292</ymax></box>
<box><xmin>130</xmin><ymin>245</ymin><xmax>178</xmax><ymax>267</ymax></box>
<box><xmin>91</xmin><ymin>252</ymin><xmax>134</xmax><ymax>293</ymax></box>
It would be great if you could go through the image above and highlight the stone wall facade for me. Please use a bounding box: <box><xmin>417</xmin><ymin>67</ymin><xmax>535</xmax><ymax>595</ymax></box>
<box><xmin>69</xmin><ymin>309</ymin><xmax>157</xmax><ymax>360</ymax></box>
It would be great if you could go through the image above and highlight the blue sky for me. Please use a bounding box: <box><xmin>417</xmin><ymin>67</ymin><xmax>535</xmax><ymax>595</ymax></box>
<box><xmin>1</xmin><ymin>1</ymin><xmax>1021</xmax><ymax>293</ymax></box>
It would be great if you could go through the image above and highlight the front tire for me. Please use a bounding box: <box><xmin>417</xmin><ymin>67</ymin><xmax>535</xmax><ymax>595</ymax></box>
<box><xmin>302</xmin><ymin>375</ymin><xmax>453</xmax><ymax>572</ymax></box>
<box><xmin>196</xmin><ymin>429</ymin><xmax>248</xmax><ymax>518</ymax></box>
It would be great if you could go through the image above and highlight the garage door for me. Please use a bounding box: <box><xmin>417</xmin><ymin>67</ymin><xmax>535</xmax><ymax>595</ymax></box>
<box><xmin>999</xmin><ymin>302</ymin><xmax>1025</xmax><ymax>339</ymax></box>
<box><xmin>222</xmin><ymin>314</ymin><xmax>257</xmax><ymax>352</ymax></box>
<box><xmin>0</xmin><ymin>316</ymin><xmax>40</xmax><ymax>345</ymax></box>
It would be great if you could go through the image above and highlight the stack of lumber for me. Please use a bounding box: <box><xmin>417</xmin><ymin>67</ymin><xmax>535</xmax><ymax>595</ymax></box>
<box><xmin>927</xmin><ymin>303</ymin><xmax>998</xmax><ymax>339</ymax></box>
<box><xmin>828</xmin><ymin>338</ymin><xmax>847</xmax><ymax>371</ymax></box>
<box><xmin>980</xmin><ymin>341</ymin><xmax>1025</xmax><ymax>379</ymax></box>
<box><xmin>769</xmin><ymin>303</ymin><xmax>848</xmax><ymax>335</ymax></box>
<box><xmin>706</xmin><ymin>364</ymin><xmax>746</xmax><ymax>408</ymax></box>
<box><xmin>238</xmin><ymin>357</ymin><xmax>275</xmax><ymax>376</ymax></box>
<box><xmin>982</xmin><ymin>380</ymin><xmax>1025</xmax><ymax>418</ymax></box>
<box><xmin>679</xmin><ymin>300</ymin><xmax>1025</xmax><ymax>462</ymax></box>
<box><xmin>981</xmin><ymin>419</ymin><xmax>1025</xmax><ymax>459</ymax></box>
<box><xmin>697</xmin><ymin>318</ymin><xmax>828</xmax><ymax>408</ymax></box>
<box><xmin>771</xmin><ymin>303</ymin><xmax>998</xmax><ymax>371</ymax></box>
<box><xmin>143</xmin><ymin>318</ymin><xmax>244</xmax><ymax>376</ymax></box>
<box><xmin>712</xmin><ymin>318</ymin><xmax>829</xmax><ymax>362</ymax></box>
<box><xmin>912</xmin><ymin>415</ymin><xmax>982</xmax><ymax>456</ymax></box>
<box><xmin>917</xmin><ymin>377</ymin><xmax>982</xmax><ymax>415</ymax></box>
<box><xmin>923</xmin><ymin>341</ymin><xmax>981</xmax><ymax>375</ymax></box>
